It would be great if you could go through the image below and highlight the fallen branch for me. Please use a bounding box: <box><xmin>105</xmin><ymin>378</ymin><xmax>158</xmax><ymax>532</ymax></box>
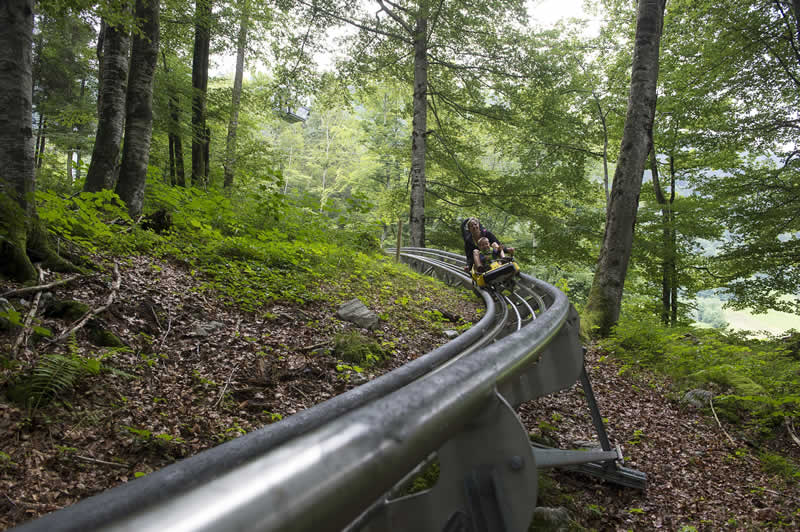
<box><xmin>11</xmin><ymin>266</ymin><xmax>45</xmax><ymax>359</ymax></box>
<box><xmin>291</xmin><ymin>384</ymin><xmax>310</xmax><ymax>401</ymax></box>
<box><xmin>709</xmin><ymin>397</ymin><xmax>737</xmax><ymax>447</ymax></box>
<box><xmin>300</xmin><ymin>339</ymin><xmax>332</xmax><ymax>352</ymax></box>
<box><xmin>1</xmin><ymin>273</ymin><xmax>85</xmax><ymax>299</ymax></box>
<box><xmin>155</xmin><ymin>309</ymin><xmax>172</xmax><ymax>355</ymax></box>
<box><xmin>75</xmin><ymin>455</ymin><xmax>129</xmax><ymax>469</ymax></box>
<box><xmin>786</xmin><ymin>417</ymin><xmax>800</xmax><ymax>448</ymax></box>
<box><xmin>215</xmin><ymin>362</ymin><xmax>240</xmax><ymax>408</ymax></box>
<box><xmin>52</xmin><ymin>263</ymin><xmax>121</xmax><ymax>343</ymax></box>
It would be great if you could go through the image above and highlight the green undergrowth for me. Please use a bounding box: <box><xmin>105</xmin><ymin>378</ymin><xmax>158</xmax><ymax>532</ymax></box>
<box><xmin>599</xmin><ymin>317</ymin><xmax>800</xmax><ymax>442</ymax></box>
<box><xmin>33</xmin><ymin>180</ymin><xmax>415</xmax><ymax>311</ymax></box>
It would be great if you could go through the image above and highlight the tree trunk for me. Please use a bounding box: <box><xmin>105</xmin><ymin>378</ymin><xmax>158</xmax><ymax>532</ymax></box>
<box><xmin>96</xmin><ymin>19</ymin><xmax>106</xmax><ymax>114</ymax></box>
<box><xmin>0</xmin><ymin>0</ymin><xmax>37</xmax><ymax>280</ymax></box>
<box><xmin>0</xmin><ymin>0</ymin><xmax>74</xmax><ymax>279</ymax></box>
<box><xmin>582</xmin><ymin>0</ymin><xmax>667</xmax><ymax>338</ymax></box>
<box><xmin>223</xmin><ymin>0</ymin><xmax>249</xmax><ymax>189</ymax></box>
<box><xmin>650</xmin><ymin>148</ymin><xmax>673</xmax><ymax>325</ymax></box>
<box><xmin>191</xmin><ymin>0</ymin><xmax>211</xmax><ymax>186</ymax></box>
<box><xmin>203</xmin><ymin>126</ymin><xmax>210</xmax><ymax>182</ymax></box>
<box><xmin>84</xmin><ymin>17</ymin><xmax>130</xmax><ymax>192</ymax></box>
<box><xmin>168</xmin><ymin>134</ymin><xmax>175</xmax><ymax>183</ymax></box>
<box><xmin>409</xmin><ymin>12</ymin><xmax>428</xmax><ymax>248</ymax></box>
<box><xmin>36</xmin><ymin>117</ymin><xmax>46</xmax><ymax>168</ymax></box>
<box><xmin>174</xmin><ymin>132</ymin><xmax>185</xmax><ymax>186</ymax></box>
<box><xmin>34</xmin><ymin>112</ymin><xmax>44</xmax><ymax>168</ymax></box>
<box><xmin>116</xmin><ymin>0</ymin><xmax>159</xmax><ymax>218</ymax></box>
<box><xmin>162</xmin><ymin>51</ymin><xmax>185</xmax><ymax>187</ymax></box>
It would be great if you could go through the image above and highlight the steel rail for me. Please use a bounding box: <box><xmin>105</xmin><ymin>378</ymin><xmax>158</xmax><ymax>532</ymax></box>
<box><xmin>11</xmin><ymin>253</ymin><xmax>500</xmax><ymax>532</ymax></box>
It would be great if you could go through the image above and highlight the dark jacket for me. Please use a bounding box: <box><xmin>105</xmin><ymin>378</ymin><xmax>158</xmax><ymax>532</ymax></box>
<box><xmin>461</xmin><ymin>219</ymin><xmax>500</xmax><ymax>270</ymax></box>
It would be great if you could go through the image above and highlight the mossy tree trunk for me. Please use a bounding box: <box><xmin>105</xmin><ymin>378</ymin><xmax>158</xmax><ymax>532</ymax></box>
<box><xmin>0</xmin><ymin>0</ymin><xmax>38</xmax><ymax>281</ymax></box>
<box><xmin>0</xmin><ymin>0</ymin><xmax>78</xmax><ymax>281</ymax></box>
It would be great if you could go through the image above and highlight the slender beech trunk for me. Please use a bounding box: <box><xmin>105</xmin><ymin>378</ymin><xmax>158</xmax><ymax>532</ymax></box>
<box><xmin>116</xmin><ymin>0</ymin><xmax>159</xmax><ymax>218</ymax></box>
<box><xmin>650</xmin><ymin>147</ymin><xmax>676</xmax><ymax>325</ymax></box>
<box><xmin>409</xmin><ymin>11</ymin><xmax>429</xmax><ymax>248</ymax></box>
<box><xmin>167</xmin><ymin>133</ymin><xmax>175</xmax><ymax>183</ymax></box>
<box><xmin>191</xmin><ymin>0</ymin><xmax>211</xmax><ymax>186</ymax></box>
<box><xmin>34</xmin><ymin>112</ymin><xmax>44</xmax><ymax>167</ymax></box>
<box><xmin>162</xmin><ymin>52</ymin><xmax>185</xmax><ymax>186</ymax></box>
<box><xmin>96</xmin><ymin>19</ymin><xmax>106</xmax><ymax>114</ymax></box>
<box><xmin>223</xmin><ymin>0</ymin><xmax>249</xmax><ymax>189</ymax></box>
<box><xmin>668</xmin><ymin>154</ymin><xmax>678</xmax><ymax>324</ymax></box>
<box><xmin>174</xmin><ymin>128</ymin><xmax>185</xmax><ymax>186</ymax></box>
<box><xmin>36</xmin><ymin>117</ymin><xmax>47</xmax><ymax>168</ymax></box>
<box><xmin>593</xmin><ymin>92</ymin><xmax>610</xmax><ymax>209</ymax></box>
<box><xmin>583</xmin><ymin>0</ymin><xmax>667</xmax><ymax>337</ymax></box>
<box><xmin>84</xmin><ymin>17</ymin><xmax>130</xmax><ymax>192</ymax></box>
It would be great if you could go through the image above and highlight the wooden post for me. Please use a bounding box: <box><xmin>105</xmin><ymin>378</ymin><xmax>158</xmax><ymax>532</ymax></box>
<box><xmin>395</xmin><ymin>220</ymin><xmax>402</xmax><ymax>262</ymax></box>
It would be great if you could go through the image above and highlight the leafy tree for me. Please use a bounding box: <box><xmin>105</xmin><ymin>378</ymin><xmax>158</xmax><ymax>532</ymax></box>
<box><xmin>31</xmin><ymin>12</ymin><xmax>96</xmax><ymax>184</ymax></box>
<box><xmin>583</xmin><ymin>0</ymin><xmax>667</xmax><ymax>337</ymax></box>
<box><xmin>310</xmin><ymin>0</ymin><xmax>529</xmax><ymax>247</ymax></box>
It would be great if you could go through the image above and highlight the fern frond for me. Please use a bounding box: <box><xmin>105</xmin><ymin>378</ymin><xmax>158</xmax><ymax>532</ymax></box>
<box><xmin>28</xmin><ymin>354</ymin><xmax>81</xmax><ymax>410</ymax></box>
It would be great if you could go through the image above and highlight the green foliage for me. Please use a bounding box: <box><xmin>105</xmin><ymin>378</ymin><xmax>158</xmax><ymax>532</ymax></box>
<box><xmin>123</xmin><ymin>425</ymin><xmax>185</xmax><ymax>446</ymax></box>
<box><xmin>601</xmin><ymin>317</ymin><xmax>800</xmax><ymax>437</ymax></box>
<box><xmin>758</xmin><ymin>450</ymin><xmax>800</xmax><ymax>482</ymax></box>
<box><xmin>37</xmin><ymin>189</ymin><xmax>133</xmax><ymax>254</ymax></box>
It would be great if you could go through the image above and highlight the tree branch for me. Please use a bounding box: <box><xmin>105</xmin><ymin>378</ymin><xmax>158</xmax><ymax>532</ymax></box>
<box><xmin>52</xmin><ymin>263</ymin><xmax>121</xmax><ymax>343</ymax></box>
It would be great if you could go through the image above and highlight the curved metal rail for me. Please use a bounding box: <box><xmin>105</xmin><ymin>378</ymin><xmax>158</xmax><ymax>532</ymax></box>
<box><xmin>11</xmin><ymin>247</ymin><xmax>633</xmax><ymax>532</ymax></box>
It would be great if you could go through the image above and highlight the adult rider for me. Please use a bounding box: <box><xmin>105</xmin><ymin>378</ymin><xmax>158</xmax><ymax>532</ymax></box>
<box><xmin>461</xmin><ymin>217</ymin><xmax>514</xmax><ymax>272</ymax></box>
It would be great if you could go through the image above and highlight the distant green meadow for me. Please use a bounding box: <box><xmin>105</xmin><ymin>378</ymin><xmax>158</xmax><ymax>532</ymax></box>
<box><xmin>723</xmin><ymin>307</ymin><xmax>800</xmax><ymax>336</ymax></box>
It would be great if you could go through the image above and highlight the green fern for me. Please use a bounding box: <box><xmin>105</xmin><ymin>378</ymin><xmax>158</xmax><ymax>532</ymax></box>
<box><xmin>16</xmin><ymin>340</ymin><xmax>136</xmax><ymax>414</ymax></box>
<box><xmin>27</xmin><ymin>354</ymin><xmax>82</xmax><ymax>411</ymax></box>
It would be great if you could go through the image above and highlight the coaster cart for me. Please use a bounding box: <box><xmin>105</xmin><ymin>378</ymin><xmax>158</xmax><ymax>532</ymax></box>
<box><xmin>471</xmin><ymin>256</ymin><xmax>520</xmax><ymax>292</ymax></box>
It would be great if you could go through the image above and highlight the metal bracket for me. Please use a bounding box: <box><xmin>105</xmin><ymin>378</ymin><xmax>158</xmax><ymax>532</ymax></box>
<box><xmin>360</xmin><ymin>390</ymin><xmax>538</xmax><ymax>532</ymax></box>
<box><xmin>497</xmin><ymin>304</ymin><xmax>584</xmax><ymax>408</ymax></box>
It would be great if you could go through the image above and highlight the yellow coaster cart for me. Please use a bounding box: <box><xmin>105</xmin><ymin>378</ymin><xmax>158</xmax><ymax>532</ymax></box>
<box><xmin>471</xmin><ymin>257</ymin><xmax>520</xmax><ymax>292</ymax></box>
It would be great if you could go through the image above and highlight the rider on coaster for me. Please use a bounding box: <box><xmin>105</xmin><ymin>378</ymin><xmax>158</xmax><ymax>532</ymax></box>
<box><xmin>461</xmin><ymin>217</ymin><xmax>514</xmax><ymax>272</ymax></box>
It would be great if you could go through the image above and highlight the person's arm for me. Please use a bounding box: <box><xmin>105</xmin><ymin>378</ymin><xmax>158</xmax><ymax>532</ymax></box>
<box><xmin>472</xmin><ymin>249</ymin><xmax>483</xmax><ymax>270</ymax></box>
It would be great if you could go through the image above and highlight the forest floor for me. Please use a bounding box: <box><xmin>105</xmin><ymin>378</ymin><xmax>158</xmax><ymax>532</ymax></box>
<box><xmin>1</xmin><ymin>256</ymin><xmax>799</xmax><ymax>530</ymax></box>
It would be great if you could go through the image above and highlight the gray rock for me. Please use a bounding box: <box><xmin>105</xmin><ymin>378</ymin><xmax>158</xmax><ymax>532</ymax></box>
<box><xmin>443</xmin><ymin>329</ymin><xmax>459</xmax><ymax>339</ymax></box>
<box><xmin>682</xmin><ymin>389</ymin><xmax>713</xmax><ymax>408</ymax></box>
<box><xmin>191</xmin><ymin>320</ymin><xmax>226</xmax><ymax>337</ymax></box>
<box><xmin>336</xmin><ymin>299</ymin><xmax>379</xmax><ymax>330</ymax></box>
<box><xmin>530</xmin><ymin>506</ymin><xmax>572</xmax><ymax>531</ymax></box>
